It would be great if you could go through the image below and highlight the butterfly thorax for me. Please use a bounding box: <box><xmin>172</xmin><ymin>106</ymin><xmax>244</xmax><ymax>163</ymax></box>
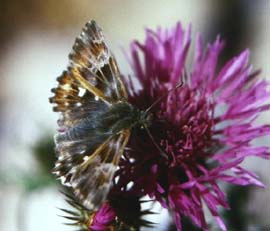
<box><xmin>98</xmin><ymin>101</ymin><xmax>151</xmax><ymax>135</ymax></box>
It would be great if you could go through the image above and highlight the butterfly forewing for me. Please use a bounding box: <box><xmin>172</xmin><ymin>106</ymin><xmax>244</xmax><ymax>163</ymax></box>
<box><xmin>68</xmin><ymin>20</ymin><xmax>127</xmax><ymax>103</ymax></box>
<box><xmin>50</xmin><ymin>21</ymin><xmax>130</xmax><ymax>210</ymax></box>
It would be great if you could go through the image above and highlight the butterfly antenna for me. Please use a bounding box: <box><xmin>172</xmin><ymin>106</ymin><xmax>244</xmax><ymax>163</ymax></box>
<box><xmin>145</xmin><ymin>81</ymin><xmax>184</xmax><ymax>113</ymax></box>
<box><xmin>144</xmin><ymin>126</ymin><xmax>168</xmax><ymax>159</ymax></box>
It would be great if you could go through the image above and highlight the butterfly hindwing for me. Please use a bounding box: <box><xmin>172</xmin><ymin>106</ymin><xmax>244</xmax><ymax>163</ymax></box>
<box><xmin>71</xmin><ymin>130</ymin><xmax>130</xmax><ymax>209</ymax></box>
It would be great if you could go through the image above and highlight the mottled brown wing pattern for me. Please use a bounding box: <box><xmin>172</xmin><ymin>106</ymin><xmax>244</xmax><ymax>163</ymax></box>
<box><xmin>50</xmin><ymin>71</ymin><xmax>79</xmax><ymax>112</ymax></box>
<box><xmin>50</xmin><ymin>20</ymin><xmax>128</xmax><ymax>126</ymax></box>
<box><xmin>68</xmin><ymin>20</ymin><xmax>127</xmax><ymax>103</ymax></box>
<box><xmin>50</xmin><ymin>21</ymin><xmax>130</xmax><ymax>210</ymax></box>
<box><xmin>71</xmin><ymin>130</ymin><xmax>130</xmax><ymax>209</ymax></box>
<box><xmin>50</xmin><ymin>71</ymin><xmax>83</xmax><ymax>129</ymax></box>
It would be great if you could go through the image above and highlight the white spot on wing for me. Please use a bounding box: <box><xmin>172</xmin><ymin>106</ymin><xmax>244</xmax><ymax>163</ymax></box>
<box><xmin>83</xmin><ymin>156</ymin><xmax>89</xmax><ymax>161</ymax></box>
<box><xmin>62</xmin><ymin>84</ymin><xmax>71</xmax><ymax>91</ymax></box>
<box><xmin>129</xmin><ymin>158</ymin><xmax>136</xmax><ymax>163</ymax></box>
<box><xmin>78</xmin><ymin>87</ymin><xmax>86</xmax><ymax>97</ymax></box>
<box><xmin>114</xmin><ymin>175</ymin><xmax>120</xmax><ymax>184</ymax></box>
<box><xmin>126</xmin><ymin>181</ymin><xmax>134</xmax><ymax>191</ymax></box>
<box><xmin>55</xmin><ymin>163</ymin><xmax>61</xmax><ymax>168</ymax></box>
<box><xmin>60</xmin><ymin>176</ymin><xmax>71</xmax><ymax>187</ymax></box>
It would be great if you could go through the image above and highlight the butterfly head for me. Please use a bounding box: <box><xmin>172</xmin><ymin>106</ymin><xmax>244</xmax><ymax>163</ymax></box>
<box><xmin>138</xmin><ymin>110</ymin><xmax>152</xmax><ymax>129</ymax></box>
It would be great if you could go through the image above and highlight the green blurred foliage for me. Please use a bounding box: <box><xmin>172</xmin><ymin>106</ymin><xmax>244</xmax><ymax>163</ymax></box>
<box><xmin>27</xmin><ymin>134</ymin><xmax>57</xmax><ymax>192</ymax></box>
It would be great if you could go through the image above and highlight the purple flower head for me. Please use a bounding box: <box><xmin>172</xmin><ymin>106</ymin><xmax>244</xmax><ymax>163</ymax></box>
<box><xmin>89</xmin><ymin>202</ymin><xmax>116</xmax><ymax>231</ymax></box>
<box><xmin>60</xmin><ymin>192</ymin><xmax>153</xmax><ymax>231</ymax></box>
<box><xmin>114</xmin><ymin>22</ymin><xmax>270</xmax><ymax>231</ymax></box>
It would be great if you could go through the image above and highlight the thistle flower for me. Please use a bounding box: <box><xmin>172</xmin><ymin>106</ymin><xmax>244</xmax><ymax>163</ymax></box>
<box><xmin>60</xmin><ymin>192</ymin><xmax>115</xmax><ymax>231</ymax></box>
<box><xmin>114</xmin><ymin>22</ymin><xmax>270</xmax><ymax>231</ymax></box>
<box><xmin>90</xmin><ymin>202</ymin><xmax>116</xmax><ymax>231</ymax></box>
<box><xmin>60</xmin><ymin>192</ymin><xmax>154</xmax><ymax>231</ymax></box>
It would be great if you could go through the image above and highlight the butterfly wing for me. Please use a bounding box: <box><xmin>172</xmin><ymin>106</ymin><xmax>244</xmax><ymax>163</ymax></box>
<box><xmin>71</xmin><ymin>130</ymin><xmax>130</xmax><ymax>209</ymax></box>
<box><xmin>50</xmin><ymin>21</ymin><xmax>130</xmax><ymax>209</ymax></box>
<box><xmin>68</xmin><ymin>20</ymin><xmax>127</xmax><ymax>104</ymax></box>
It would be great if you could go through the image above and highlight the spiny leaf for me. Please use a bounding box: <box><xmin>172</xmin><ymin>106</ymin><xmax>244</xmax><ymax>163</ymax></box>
<box><xmin>58</xmin><ymin>207</ymin><xmax>80</xmax><ymax>216</ymax></box>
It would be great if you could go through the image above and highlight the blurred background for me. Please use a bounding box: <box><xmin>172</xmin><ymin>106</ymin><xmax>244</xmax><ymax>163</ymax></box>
<box><xmin>0</xmin><ymin>0</ymin><xmax>269</xmax><ymax>230</ymax></box>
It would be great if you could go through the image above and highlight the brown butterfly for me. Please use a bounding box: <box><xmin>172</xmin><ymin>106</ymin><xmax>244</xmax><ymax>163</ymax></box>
<box><xmin>49</xmin><ymin>21</ymin><xmax>155</xmax><ymax>210</ymax></box>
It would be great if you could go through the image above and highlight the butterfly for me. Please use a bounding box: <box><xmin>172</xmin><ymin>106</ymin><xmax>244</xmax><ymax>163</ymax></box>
<box><xmin>49</xmin><ymin>21</ymin><xmax>156</xmax><ymax>210</ymax></box>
